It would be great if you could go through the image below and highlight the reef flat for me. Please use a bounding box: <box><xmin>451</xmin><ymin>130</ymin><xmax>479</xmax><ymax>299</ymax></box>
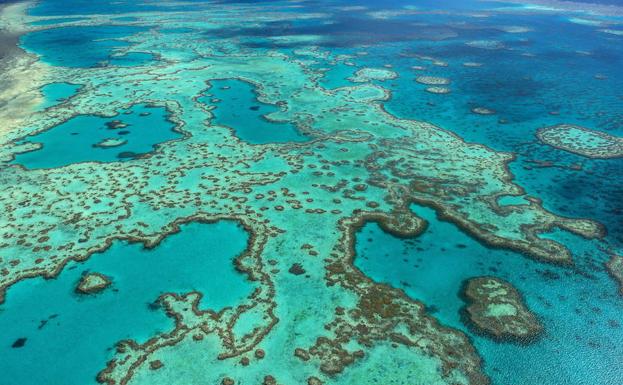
<box><xmin>537</xmin><ymin>124</ymin><xmax>623</xmax><ymax>159</ymax></box>
<box><xmin>0</xmin><ymin>1</ymin><xmax>622</xmax><ymax>385</ymax></box>
<box><xmin>425</xmin><ymin>86</ymin><xmax>452</xmax><ymax>94</ymax></box>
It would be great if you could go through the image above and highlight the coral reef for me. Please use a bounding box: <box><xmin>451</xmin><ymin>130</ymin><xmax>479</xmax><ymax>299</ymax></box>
<box><xmin>348</xmin><ymin>67</ymin><xmax>398</xmax><ymax>83</ymax></box>
<box><xmin>416</xmin><ymin>76</ymin><xmax>450</xmax><ymax>86</ymax></box>
<box><xmin>537</xmin><ymin>124</ymin><xmax>623</xmax><ymax>159</ymax></box>
<box><xmin>606</xmin><ymin>255</ymin><xmax>623</xmax><ymax>296</ymax></box>
<box><xmin>461</xmin><ymin>276</ymin><xmax>542</xmax><ymax>342</ymax></box>
<box><xmin>76</xmin><ymin>272</ymin><xmax>112</xmax><ymax>294</ymax></box>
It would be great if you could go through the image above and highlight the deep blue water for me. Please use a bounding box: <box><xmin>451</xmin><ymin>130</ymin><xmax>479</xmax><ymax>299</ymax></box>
<box><xmin>0</xmin><ymin>221</ymin><xmax>252</xmax><ymax>385</ymax></box>
<box><xmin>27</xmin><ymin>0</ymin><xmax>168</xmax><ymax>16</ymax></box>
<box><xmin>25</xmin><ymin>0</ymin><xmax>243</xmax><ymax>16</ymax></box>
<box><xmin>13</xmin><ymin>104</ymin><xmax>182</xmax><ymax>169</ymax></box>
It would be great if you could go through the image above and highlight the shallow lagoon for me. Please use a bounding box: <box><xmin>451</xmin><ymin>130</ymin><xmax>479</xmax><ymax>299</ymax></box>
<box><xmin>37</xmin><ymin>82</ymin><xmax>81</xmax><ymax>110</ymax></box>
<box><xmin>13</xmin><ymin>104</ymin><xmax>182</xmax><ymax>169</ymax></box>
<box><xmin>0</xmin><ymin>220</ymin><xmax>252</xmax><ymax>385</ymax></box>
<box><xmin>200</xmin><ymin>79</ymin><xmax>309</xmax><ymax>144</ymax></box>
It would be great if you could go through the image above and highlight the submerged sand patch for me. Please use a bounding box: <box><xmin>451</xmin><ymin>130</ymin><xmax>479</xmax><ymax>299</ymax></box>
<box><xmin>0</xmin><ymin>2</ymin><xmax>48</xmax><ymax>137</ymax></box>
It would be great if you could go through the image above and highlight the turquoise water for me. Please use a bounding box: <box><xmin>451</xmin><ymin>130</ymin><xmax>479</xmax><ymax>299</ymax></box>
<box><xmin>13</xmin><ymin>104</ymin><xmax>182</xmax><ymax>169</ymax></box>
<box><xmin>355</xmin><ymin>205</ymin><xmax>623</xmax><ymax>385</ymax></box>
<box><xmin>37</xmin><ymin>82</ymin><xmax>82</xmax><ymax>110</ymax></box>
<box><xmin>0</xmin><ymin>220</ymin><xmax>253</xmax><ymax>385</ymax></box>
<box><xmin>200</xmin><ymin>79</ymin><xmax>309</xmax><ymax>144</ymax></box>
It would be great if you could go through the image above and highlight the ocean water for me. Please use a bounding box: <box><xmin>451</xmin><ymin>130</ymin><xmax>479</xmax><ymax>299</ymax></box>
<box><xmin>1</xmin><ymin>0</ymin><xmax>622</xmax><ymax>384</ymax></box>
<box><xmin>26</xmin><ymin>0</ymin><xmax>167</xmax><ymax>16</ymax></box>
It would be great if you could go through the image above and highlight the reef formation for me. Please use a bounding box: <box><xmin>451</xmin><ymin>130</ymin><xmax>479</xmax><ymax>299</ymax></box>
<box><xmin>425</xmin><ymin>86</ymin><xmax>451</xmax><ymax>94</ymax></box>
<box><xmin>76</xmin><ymin>272</ymin><xmax>112</xmax><ymax>294</ymax></box>
<box><xmin>415</xmin><ymin>76</ymin><xmax>451</xmax><ymax>86</ymax></box>
<box><xmin>606</xmin><ymin>255</ymin><xmax>623</xmax><ymax>296</ymax></box>
<box><xmin>461</xmin><ymin>277</ymin><xmax>542</xmax><ymax>343</ymax></box>
<box><xmin>348</xmin><ymin>67</ymin><xmax>398</xmax><ymax>83</ymax></box>
<box><xmin>537</xmin><ymin>124</ymin><xmax>623</xmax><ymax>159</ymax></box>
